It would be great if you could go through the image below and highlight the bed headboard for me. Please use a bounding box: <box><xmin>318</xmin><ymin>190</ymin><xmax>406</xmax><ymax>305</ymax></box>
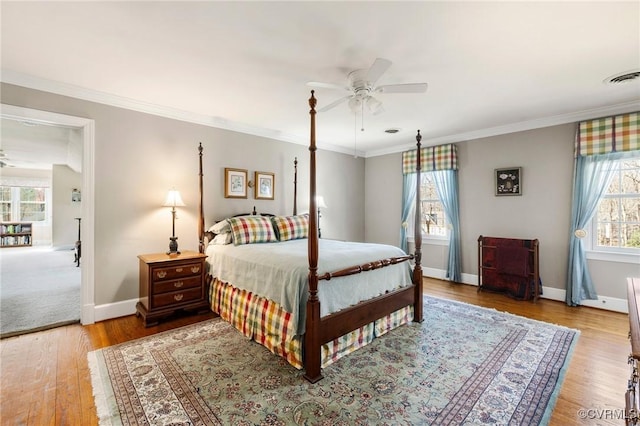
<box><xmin>197</xmin><ymin>144</ymin><xmax>298</xmax><ymax>253</ymax></box>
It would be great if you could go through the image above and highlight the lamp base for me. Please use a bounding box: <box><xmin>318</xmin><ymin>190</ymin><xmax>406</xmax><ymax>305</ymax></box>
<box><xmin>167</xmin><ymin>237</ymin><xmax>180</xmax><ymax>255</ymax></box>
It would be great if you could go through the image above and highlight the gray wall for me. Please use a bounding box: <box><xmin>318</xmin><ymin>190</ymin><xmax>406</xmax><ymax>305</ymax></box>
<box><xmin>3</xmin><ymin>82</ymin><xmax>637</xmax><ymax>307</ymax></box>
<box><xmin>1</xmin><ymin>83</ymin><xmax>364</xmax><ymax>306</ymax></box>
<box><xmin>364</xmin><ymin>124</ymin><xmax>640</xmax><ymax>301</ymax></box>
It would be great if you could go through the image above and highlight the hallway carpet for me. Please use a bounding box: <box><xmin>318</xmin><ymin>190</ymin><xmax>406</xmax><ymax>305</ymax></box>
<box><xmin>1</xmin><ymin>246</ymin><xmax>81</xmax><ymax>338</ymax></box>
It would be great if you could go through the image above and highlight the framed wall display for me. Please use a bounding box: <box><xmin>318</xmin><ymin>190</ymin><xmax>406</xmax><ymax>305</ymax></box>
<box><xmin>224</xmin><ymin>168</ymin><xmax>248</xmax><ymax>198</ymax></box>
<box><xmin>255</xmin><ymin>171</ymin><xmax>275</xmax><ymax>200</ymax></box>
<box><xmin>71</xmin><ymin>188</ymin><xmax>81</xmax><ymax>202</ymax></box>
<box><xmin>495</xmin><ymin>167</ymin><xmax>522</xmax><ymax>196</ymax></box>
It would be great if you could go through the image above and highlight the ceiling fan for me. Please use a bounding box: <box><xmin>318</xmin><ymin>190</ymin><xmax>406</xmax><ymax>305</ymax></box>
<box><xmin>307</xmin><ymin>58</ymin><xmax>428</xmax><ymax>115</ymax></box>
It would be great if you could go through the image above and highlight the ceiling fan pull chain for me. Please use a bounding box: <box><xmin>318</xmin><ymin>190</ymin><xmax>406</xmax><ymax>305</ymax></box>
<box><xmin>354</xmin><ymin>111</ymin><xmax>358</xmax><ymax>158</ymax></box>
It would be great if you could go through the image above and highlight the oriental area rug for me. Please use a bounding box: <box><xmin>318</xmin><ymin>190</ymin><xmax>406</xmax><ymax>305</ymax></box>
<box><xmin>88</xmin><ymin>296</ymin><xmax>578</xmax><ymax>425</ymax></box>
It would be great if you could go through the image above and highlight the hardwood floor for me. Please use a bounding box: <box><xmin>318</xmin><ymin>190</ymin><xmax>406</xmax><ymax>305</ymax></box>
<box><xmin>0</xmin><ymin>278</ymin><xmax>630</xmax><ymax>425</ymax></box>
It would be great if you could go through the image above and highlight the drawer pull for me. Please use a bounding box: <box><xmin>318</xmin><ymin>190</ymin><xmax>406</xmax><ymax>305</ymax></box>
<box><xmin>174</xmin><ymin>281</ymin><xmax>184</xmax><ymax>288</ymax></box>
<box><xmin>174</xmin><ymin>294</ymin><xmax>184</xmax><ymax>302</ymax></box>
<box><xmin>157</xmin><ymin>271</ymin><xmax>167</xmax><ymax>279</ymax></box>
<box><xmin>175</xmin><ymin>267</ymin><xmax>183</xmax><ymax>273</ymax></box>
<box><xmin>191</xmin><ymin>266</ymin><xmax>200</xmax><ymax>273</ymax></box>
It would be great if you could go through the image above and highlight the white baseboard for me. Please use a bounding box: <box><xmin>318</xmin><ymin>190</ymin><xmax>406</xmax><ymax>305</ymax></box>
<box><xmin>423</xmin><ymin>269</ymin><xmax>628</xmax><ymax>314</ymax></box>
<box><xmin>83</xmin><ymin>270</ymin><xmax>628</xmax><ymax>325</ymax></box>
<box><xmin>92</xmin><ymin>298</ymin><xmax>138</xmax><ymax>323</ymax></box>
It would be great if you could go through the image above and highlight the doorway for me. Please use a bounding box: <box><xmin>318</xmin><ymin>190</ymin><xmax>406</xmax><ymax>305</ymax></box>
<box><xmin>1</xmin><ymin>104</ymin><xmax>95</xmax><ymax>326</ymax></box>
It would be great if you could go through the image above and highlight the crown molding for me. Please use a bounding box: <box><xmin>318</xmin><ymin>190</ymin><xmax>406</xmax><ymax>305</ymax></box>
<box><xmin>3</xmin><ymin>69</ymin><xmax>638</xmax><ymax>159</ymax></box>
<box><xmin>365</xmin><ymin>100</ymin><xmax>640</xmax><ymax>158</ymax></box>
<box><xmin>0</xmin><ymin>69</ymin><xmax>362</xmax><ymax>155</ymax></box>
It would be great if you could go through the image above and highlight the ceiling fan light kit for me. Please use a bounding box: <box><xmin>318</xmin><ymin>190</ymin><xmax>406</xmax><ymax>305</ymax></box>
<box><xmin>307</xmin><ymin>57</ymin><xmax>428</xmax><ymax>114</ymax></box>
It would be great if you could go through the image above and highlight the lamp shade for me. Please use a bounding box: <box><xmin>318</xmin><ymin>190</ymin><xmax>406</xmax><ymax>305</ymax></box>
<box><xmin>163</xmin><ymin>189</ymin><xmax>186</xmax><ymax>207</ymax></box>
<box><xmin>316</xmin><ymin>195</ymin><xmax>328</xmax><ymax>209</ymax></box>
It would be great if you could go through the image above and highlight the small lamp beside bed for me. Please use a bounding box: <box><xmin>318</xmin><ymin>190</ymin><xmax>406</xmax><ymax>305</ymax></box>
<box><xmin>163</xmin><ymin>188</ymin><xmax>185</xmax><ymax>255</ymax></box>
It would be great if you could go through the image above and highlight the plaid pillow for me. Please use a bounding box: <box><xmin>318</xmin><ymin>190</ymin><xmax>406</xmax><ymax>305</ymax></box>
<box><xmin>228</xmin><ymin>216</ymin><xmax>278</xmax><ymax>245</ymax></box>
<box><xmin>272</xmin><ymin>214</ymin><xmax>309</xmax><ymax>241</ymax></box>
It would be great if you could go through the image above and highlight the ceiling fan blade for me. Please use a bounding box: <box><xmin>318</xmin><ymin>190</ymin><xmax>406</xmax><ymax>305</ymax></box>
<box><xmin>376</xmin><ymin>83</ymin><xmax>428</xmax><ymax>94</ymax></box>
<box><xmin>306</xmin><ymin>81</ymin><xmax>350</xmax><ymax>92</ymax></box>
<box><xmin>366</xmin><ymin>58</ymin><xmax>392</xmax><ymax>84</ymax></box>
<box><xmin>317</xmin><ymin>95</ymin><xmax>352</xmax><ymax>112</ymax></box>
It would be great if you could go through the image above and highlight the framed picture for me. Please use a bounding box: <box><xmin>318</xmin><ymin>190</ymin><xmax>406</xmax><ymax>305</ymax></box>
<box><xmin>224</xmin><ymin>168</ymin><xmax>248</xmax><ymax>198</ymax></box>
<box><xmin>495</xmin><ymin>167</ymin><xmax>522</xmax><ymax>196</ymax></box>
<box><xmin>255</xmin><ymin>171</ymin><xmax>275</xmax><ymax>200</ymax></box>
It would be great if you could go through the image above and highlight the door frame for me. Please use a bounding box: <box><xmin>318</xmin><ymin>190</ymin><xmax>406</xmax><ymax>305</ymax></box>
<box><xmin>1</xmin><ymin>104</ymin><xmax>96</xmax><ymax>324</ymax></box>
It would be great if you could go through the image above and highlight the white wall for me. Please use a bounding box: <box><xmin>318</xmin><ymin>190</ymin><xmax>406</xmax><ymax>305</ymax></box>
<box><xmin>52</xmin><ymin>164</ymin><xmax>82</xmax><ymax>248</ymax></box>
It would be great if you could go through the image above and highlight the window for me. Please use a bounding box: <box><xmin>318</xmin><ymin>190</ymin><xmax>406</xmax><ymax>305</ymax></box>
<box><xmin>0</xmin><ymin>187</ymin><xmax>11</xmax><ymax>222</ymax></box>
<box><xmin>419</xmin><ymin>173</ymin><xmax>448</xmax><ymax>238</ymax></box>
<box><xmin>19</xmin><ymin>188</ymin><xmax>46</xmax><ymax>221</ymax></box>
<box><xmin>0</xmin><ymin>186</ymin><xmax>48</xmax><ymax>222</ymax></box>
<box><xmin>592</xmin><ymin>157</ymin><xmax>640</xmax><ymax>252</ymax></box>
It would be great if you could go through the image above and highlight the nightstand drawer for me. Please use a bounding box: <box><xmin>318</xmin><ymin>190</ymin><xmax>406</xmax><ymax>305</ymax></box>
<box><xmin>152</xmin><ymin>262</ymin><xmax>203</xmax><ymax>281</ymax></box>
<box><xmin>152</xmin><ymin>287</ymin><xmax>202</xmax><ymax>308</ymax></box>
<box><xmin>153</xmin><ymin>276</ymin><xmax>201</xmax><ymax>294</ymax></box>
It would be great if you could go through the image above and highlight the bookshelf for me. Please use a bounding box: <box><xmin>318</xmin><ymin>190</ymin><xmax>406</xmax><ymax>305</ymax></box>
<box><xmin>1</xmin><ymin>222</ymin><xmax>32</xmax><ymax>247</ymax></box>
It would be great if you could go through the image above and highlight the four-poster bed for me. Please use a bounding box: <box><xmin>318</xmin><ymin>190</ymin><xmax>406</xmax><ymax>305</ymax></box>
<box><xmin>197</xmin><ymin>91</ymin><xmax>424</xmax><ymax>383</ymax></box>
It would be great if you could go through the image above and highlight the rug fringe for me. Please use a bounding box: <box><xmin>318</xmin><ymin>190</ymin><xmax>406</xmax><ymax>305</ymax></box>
<box><xmin>88</xmin><ymin>350</ymin><xmax>121</xmax><ymax>426</ymax></box>
<box><xmin>425</xmin><ymin>294</ymin><xmax>582</xmax><ymax>334</ymax></box>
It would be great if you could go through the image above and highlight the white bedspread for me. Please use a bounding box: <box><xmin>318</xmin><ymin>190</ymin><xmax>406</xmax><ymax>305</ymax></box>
<box><xmin>205</xmin><ymin>239</ymin><xmax>413</xmax><ymax>334</ymax></box>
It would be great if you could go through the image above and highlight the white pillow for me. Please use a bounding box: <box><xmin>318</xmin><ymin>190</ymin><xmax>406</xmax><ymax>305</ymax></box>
<box><xmin>210</xmin><ymin>233</ymin><xmax>232</xmax><ymax>245</ymax></box>
<box><xmin>208</xmin><ymin>220</ymin><xmax>230</xmax><ymax>234</ymax></box>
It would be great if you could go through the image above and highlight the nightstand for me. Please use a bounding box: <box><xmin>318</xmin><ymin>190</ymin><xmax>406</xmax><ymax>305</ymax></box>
<box><xmin>136</xmin><ymin>251</ymin><xmax>210</xmax><ymax>327</ymax></box>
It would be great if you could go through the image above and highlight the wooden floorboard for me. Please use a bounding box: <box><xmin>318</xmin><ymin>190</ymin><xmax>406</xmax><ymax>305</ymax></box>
<box><xmin>0</xmin><ymin>278</ymin><xmax>630</xmax><ymax>425</ymax></box>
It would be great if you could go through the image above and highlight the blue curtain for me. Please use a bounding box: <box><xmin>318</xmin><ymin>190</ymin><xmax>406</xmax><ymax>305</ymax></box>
<box><xmin>400</xmin><ymin>173</ymin><xmax>417</xmax><ymax>254</ymax></box>
<box><xmin>566</xmin><ymin>153</ymin><xmax>622</xmax><ymax>306</ymax></box>
<box><xmin>432</xmin><ymin>169</ymin><xmax>462</xmax><ymax>282</ymax></box>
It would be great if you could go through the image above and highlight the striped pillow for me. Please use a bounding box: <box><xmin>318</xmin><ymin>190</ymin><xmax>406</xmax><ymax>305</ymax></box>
<box><xmin>272</xmin><ymin>214</ymin><xmax>309</xmax><ymax>241</ymax></box>
<box><xmin>228</xmin><ymin>216</ymin><xmax>278</xmax><ymax>245</ymax></box>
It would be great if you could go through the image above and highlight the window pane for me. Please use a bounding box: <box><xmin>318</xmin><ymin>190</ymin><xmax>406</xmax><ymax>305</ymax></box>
<box><xmin>598</xmin><ymin>198</ymin><xmax>619</xmax><ymax>221</ymax></box>
<box><xmin>622</xmin><ymin>197</ymin><xmax>640</xmax><ymax>222</ymax></box>
<box><xmin>622</xmin><ymin>168</ymin><xmax>640</xmax><ymax>194</ymax></box>
<box><xmin>0</xmin><ymin>187</ymin><xmax>10</xmax><ymax>202</ymax></box>
<box><xmin>20</xmin><ymin>203</ymin><xmax>45</xmax><ymax>221</ymax></box>
<box><xmin>20</xmin><ymin>188</ymin><xmax>45</xmax><ymax>202</ymax></box>
<box><xmin>597</xmin><ymin>222</ymin><xmax>619</xmax><ymax>247</ymax></box>
<box><xmin>0</xmin><ymin>203</ymin><xmax>10</xmax><ymax>221</ymax></box>
<box><xmin>627</xmin><ymin>224</ymin><xmax>640</xmax><ymax>248</ymax></box>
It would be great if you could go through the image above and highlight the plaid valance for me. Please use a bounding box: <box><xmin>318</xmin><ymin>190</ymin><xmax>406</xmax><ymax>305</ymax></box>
<box><xmin>576</xmin><ymin>111</ymin><xmax>640</xmax><ymax>156</ymax></box>
<box><xmin>402</xmin><ymin>143</ymin><xmax>458</xmax><ymax>174</ymax></box>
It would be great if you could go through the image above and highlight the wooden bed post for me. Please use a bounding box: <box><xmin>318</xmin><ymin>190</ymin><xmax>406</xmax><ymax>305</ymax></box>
<box><xmin>413</xmin><ymin>131</ymin><xmax>424</xmax><ymax>322</ymax></box>
<box><xmin>304</xmin><ymin>91</ymin><xmax>323</xmax><ymax>383</ymax></box>
<box><xmin>293</xmin><ymin>157</ymin><xmax>298</xmax><ymax>215</ymax></box>
<box><xmin>198</xmin><ymin>142</ymin><xmax>205</xmax><ymax>254</ymax></box>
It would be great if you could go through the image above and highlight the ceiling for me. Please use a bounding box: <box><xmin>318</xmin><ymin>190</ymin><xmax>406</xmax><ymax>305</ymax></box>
<box><xmin>1</xmin><ymin>1</ymin><xmax>639</xmax><ymax>161</ymax></box>
<box><xmin>0</xmin><ymin>118</ymin><xmax>82</xmax><ymax>172</ymax></box>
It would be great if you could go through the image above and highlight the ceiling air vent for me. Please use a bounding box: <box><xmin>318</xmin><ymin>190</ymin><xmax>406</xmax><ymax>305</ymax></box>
<box><xmin>604</xmin><ymin>70</ymin><xmax>640</xmax><ymax>84</ymax></box>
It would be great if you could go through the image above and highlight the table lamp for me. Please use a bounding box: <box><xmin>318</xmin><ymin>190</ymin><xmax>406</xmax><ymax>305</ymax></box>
<box><xmin>163</xmin><ymin>189</ymin><xmax>185</xmax><ymax>254</ymax></box>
